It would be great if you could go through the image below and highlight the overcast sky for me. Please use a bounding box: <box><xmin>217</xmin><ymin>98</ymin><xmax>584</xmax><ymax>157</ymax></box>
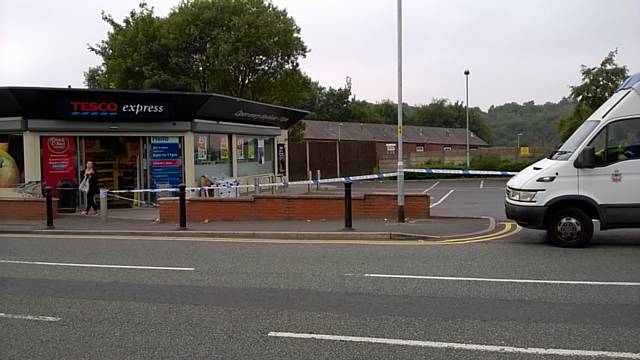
<box><xmin>1</xmin><ymin>0</ymin><xmax>638</xmax><ymax>109</ymax></box>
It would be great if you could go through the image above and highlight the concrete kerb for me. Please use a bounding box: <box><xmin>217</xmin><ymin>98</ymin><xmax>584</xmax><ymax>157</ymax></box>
<box><xmin>0</xmin><ymin>216</ymin><xmax>497</xmax><ymax>241</ymax></box>
<box><xmin>391</xmin><ymin>216</ymin><xmax>496</xmax><ymax>240</ymax></box>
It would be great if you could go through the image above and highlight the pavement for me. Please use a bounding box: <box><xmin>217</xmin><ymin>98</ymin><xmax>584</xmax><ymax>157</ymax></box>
<box><xmin>2</xmin><ymin>178</ymin><xmax>639</xmax><ymax>359</ymax></box>
<box><xmin>0</xmin><ymin>216</ymin><xmax>495</xmax><ymax>240</ymax></box>
<box><xmin>0</xmin><ymin>181</ymin><xmax>506</xmax><ymax>240</ymax></box>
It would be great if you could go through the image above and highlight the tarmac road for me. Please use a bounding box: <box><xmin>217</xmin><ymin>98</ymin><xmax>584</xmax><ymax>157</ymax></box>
<box><xmin>1</xmin><ymin>178</ymin><xmax>639</xmax><ymax>359</ymax></box>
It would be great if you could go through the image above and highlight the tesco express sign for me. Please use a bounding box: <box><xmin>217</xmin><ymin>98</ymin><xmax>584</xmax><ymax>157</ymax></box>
<box><xmin>69</xmin><ymin>101</ymin><xmax>167</xmax><ymax>116</ymax></box>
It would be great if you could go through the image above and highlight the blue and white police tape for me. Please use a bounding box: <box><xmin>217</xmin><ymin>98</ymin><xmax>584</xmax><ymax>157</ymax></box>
<box><xmin>404</xmin><ymin>168</ymin><xmax>518</xmax><ymax>176</ymax></box>
<box><xmin>105</xmin><ymin>168</ymin><xmax>516</xmax><ymax>194</ymax></box>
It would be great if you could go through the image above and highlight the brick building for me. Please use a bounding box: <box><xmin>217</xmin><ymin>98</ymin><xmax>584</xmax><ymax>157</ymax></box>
<box><xmin>288</xmin><ymin>120</ymin><xmax>489</xmax><ymax>180</ymax></box>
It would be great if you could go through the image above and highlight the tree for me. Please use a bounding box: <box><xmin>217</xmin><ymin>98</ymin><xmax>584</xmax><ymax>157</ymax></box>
<box><xmin>486</xmin><ymin>98</ymin><xmax>575</xmax><ymax>146</ymax></box>
<box><xmin>300</xmin><ymin>80</ymin><xmax>354</xmax><ymax>121</ymax></box>
<box><xmin>557</xmin><ymin>50</ymin><xmax>628</xmax><ymax>141</ymax></box>
<box><xmin>85</xmin><ymin>0</ymin><xmax>309</xmax><ymax>106</ymax></box>
<box><xmin>408</xmin><ymin>99</ymin><xmax>494</xmax><ymax>144</ymax></box>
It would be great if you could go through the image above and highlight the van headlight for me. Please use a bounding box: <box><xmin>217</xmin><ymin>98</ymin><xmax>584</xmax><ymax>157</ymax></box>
<box><xmin>507</xmin><ymin>188</ymin><xmax>538</xmax><ymax>202</ymax></box>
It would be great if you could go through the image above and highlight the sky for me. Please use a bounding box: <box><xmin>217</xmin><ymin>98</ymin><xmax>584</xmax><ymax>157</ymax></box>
<box><xmin>1</xmin><ymin>0</ymin><xmax>638</xmax><ymax>110</ymax></box>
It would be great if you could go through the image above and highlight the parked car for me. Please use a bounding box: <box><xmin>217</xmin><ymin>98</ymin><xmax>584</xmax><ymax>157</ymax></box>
<box><xmin>506</xmin><ymin>73</ymin><xmax>640</xmax><ymax>247</ymax></box>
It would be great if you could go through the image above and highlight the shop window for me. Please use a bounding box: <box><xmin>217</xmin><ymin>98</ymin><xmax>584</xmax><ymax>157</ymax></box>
<box><xmin>0</xmin><ymin>134</ymin><xmax>24</xmax><ymax>188</ymax></box>
<box><xmin>237</xmin><ymin>136</ymin><xmax>275</xmax><ymax>177</ymax></box>
<box><xmin>194</xmin><ymin>134</ymin><xmax>232</xmax><ymax>182</ymax></box>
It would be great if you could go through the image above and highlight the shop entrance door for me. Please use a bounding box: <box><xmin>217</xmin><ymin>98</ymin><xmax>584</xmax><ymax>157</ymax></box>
<box><xmin>80</xmin><ymin>136</ymin><xmax>144</xmax><ymax>208</ymax></box>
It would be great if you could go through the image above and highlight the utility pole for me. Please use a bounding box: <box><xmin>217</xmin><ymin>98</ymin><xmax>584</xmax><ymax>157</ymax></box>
<box><xmin>397</xmin><ymin>0</ymin><xmax>405</xmax><ymax>222</ymax></box>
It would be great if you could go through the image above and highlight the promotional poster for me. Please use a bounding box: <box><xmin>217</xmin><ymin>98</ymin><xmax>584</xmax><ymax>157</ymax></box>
<box><xmin>42</xmin><ymin>136</ymin><xmax>77</xmax><ymax>196</ymax></box>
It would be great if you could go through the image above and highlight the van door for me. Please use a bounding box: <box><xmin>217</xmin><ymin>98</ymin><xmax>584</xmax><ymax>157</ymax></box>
<box><xmin>579</xmin><ymin>118</ymin><xmax>640</xmax><ymax>227</ymax></box>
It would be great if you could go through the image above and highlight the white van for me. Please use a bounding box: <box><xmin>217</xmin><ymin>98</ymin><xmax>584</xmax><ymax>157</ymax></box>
<box><xmin>506</xmin><ymin>72</ymin><xmax>640</xmax><ymax>247</ymax></box>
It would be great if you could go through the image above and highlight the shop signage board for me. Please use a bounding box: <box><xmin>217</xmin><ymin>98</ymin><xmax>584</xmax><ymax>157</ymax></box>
<box><xmin>59</xmin><ymin>100</ymin><xmax>175</xmax><ymax>119</ymax></box>
<box><xmin>150</xmin><ymin>136</ymin><xmax>182</xmax><ymax>188</ymax></box>
<box><xmin>42</xmin><ymin>136</ymin><xmax>77</xmax><ymax>196</ymax></box>
<box><xmin>277</xmin><ymin>143</ymin><xmax>286</xmax><ymax>174</ymax></box>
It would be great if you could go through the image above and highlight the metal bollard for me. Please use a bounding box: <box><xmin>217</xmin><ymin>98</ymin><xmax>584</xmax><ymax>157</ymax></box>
<box><xmin>316</xmin><ymin>169</ymin><xmax>321</xmax><ymax>191</ymax></box>
<box><xmin>271</xmin><ymin>176</ymin><xmax>276</xmax><ymax>194</ymax></box>
<box><xmin>254</xmin><ymin>178</ymin><xmax>260</xmax><ymax>195</ymax></box>
<box><xmin>45</xmin><ymin>186</ymin><xmax>54</xmax><ymax>229</ymax></box>
<box><xmin>99</xmin><ymin>189</ymin><xmax>108</xmax><ymax>223</ymax></box>
<box><xmin>179</xmin><ymin>184</ymin><xmax>187</xmax><ymax>229</ymax></box>
<box><xmin>344</xmin><ymin>181</ymin><xmax>353</xmax><ymax>230</ymax></box>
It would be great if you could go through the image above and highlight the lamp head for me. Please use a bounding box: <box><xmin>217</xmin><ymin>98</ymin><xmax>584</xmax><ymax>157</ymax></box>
<box><xmin>464</xmin><ymin>70</ymin><xmax>470</xmax><ymax>76</ymax></box>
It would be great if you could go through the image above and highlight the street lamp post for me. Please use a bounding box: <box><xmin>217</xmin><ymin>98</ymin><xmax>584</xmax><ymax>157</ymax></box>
<box><xmin>464</xmin><ymin>69</ymin><xmax>470</xmax><ymax>168</ymax></box>
<box><xmin>337</xmin><ymin>123</ymin><xmax>342</xmax><ymax>177</ymax></box>
<box><xmin>396</xmin><ymin>0</ymin><xmax>405</xmax><ymax>222</ymax></box>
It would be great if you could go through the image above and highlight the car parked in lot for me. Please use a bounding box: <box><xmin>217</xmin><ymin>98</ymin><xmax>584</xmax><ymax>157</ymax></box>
<box><xmin>506</xmin><ymin>73</ymin><xmax>640</xmax><ymax>247</ymax></box>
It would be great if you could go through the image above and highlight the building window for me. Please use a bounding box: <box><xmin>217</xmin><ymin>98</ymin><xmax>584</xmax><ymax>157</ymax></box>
<box><xmin>237</xmin><ymin>136</ymin><xmax>275</xmax><ymax>177</ymax></box>
<box><xmin>386</xmin><ymin>143</ymin><xmax>396</xmax><ymax>155</ymax></box>
<box><xmin>443</xmin><ymin>146</ymin><xmax>452</xmax><ymax>151</ymax></box>
<box><xmin>194</xmin><ymin>134</ymin><xmax>232</xmax><ymax>182</ymax></box>
<box><xmin>0</xmin><ymin>133</ymin><xmax>24</xmax><ymax>188</ymax></box>
<box><xmin>416</xmin><ymin>145</ymin><xmax>424</xmax><ymax>153</ymax></box>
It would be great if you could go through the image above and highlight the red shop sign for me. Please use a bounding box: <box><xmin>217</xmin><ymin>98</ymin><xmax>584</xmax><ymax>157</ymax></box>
<box><xmin>42</xmin><ymin>136</ymin><xmax>77</xmax><ymax>197</ymax></box>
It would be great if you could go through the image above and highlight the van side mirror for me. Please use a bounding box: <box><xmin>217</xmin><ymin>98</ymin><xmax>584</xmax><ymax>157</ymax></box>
<box><xmin>575</xmin><ymin>146</ymin><xmax>596</xmax><ymax>169</ymax></box>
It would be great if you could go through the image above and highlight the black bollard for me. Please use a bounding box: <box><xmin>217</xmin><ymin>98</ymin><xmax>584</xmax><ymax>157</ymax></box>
<box><xmin>45</xmin><ymin>186</ymin><xmax>54</xmax><ymax>229</ymax></box>
<box><xmin>344</xmin><ymin>181</ymin><xmax>353</xmax><ymax>230</ymax></box>
<box><xmin>179</xmin><ymin>184</ymin><xmax>187</xmax><ymax>230</ymax></box>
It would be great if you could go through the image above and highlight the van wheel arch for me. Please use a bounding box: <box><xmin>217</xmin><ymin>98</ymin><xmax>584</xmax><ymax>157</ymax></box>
<box><xmin>544</xmin><ymin>197</ymin><xmax>602</xmax><ymax>225</ymax></box>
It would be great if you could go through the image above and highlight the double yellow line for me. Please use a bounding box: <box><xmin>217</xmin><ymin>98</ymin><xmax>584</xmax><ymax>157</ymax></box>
<box><xmin>0</xmin><ymin>222</ymin><xmax>521</xmax><ymax>246</ymax></box>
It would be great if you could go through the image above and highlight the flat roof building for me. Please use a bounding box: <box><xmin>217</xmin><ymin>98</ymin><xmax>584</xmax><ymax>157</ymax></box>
<box><xmin>0</xmin><ymin>87</ymin><xmax>307</xmax><ymax>201</ymax></box>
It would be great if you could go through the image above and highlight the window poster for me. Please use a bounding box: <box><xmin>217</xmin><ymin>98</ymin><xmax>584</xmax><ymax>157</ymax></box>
<box><xmin>258</xmin><ymin>139</ymin><xmax>265</xmax><ymax>165</ymax></box>
<box><xmin>220</xmin><ymin>136</ymin><xmax>229</xmax><ymax>160</ymax></box>
<box><xmin>150</xmin><ymin>136</ymin><xmax>182</xmax><ymax>189</ymax></box>
<box><xmin>41</xmin><ymin>136</ymin><xmax>76</xmax><ymax>196</ymax></box>
<box><xmin>197</xmin><ymin>135</ymin><xmax>207</xmax><ymax>160</ymax></box>
<box><xmin>247</xmin><ymin>140</ymin><xmax>256</xmax><ymax>160</ymax></box>
<box><xmin>236</xmin><ymin>137</ymin><xmax>244</xmax><ymax>160</ymax></box>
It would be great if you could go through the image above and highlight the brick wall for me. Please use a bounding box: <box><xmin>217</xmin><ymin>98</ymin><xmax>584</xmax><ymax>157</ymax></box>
<box><xmin>0</xmin><ymin>198</ymin><xmax>58</xmax><ymax>220</ymax></box>
<box><xmin>159</xmin><ymin>193</ymin><xmax>429</xmax><ymax>222</ymax></box>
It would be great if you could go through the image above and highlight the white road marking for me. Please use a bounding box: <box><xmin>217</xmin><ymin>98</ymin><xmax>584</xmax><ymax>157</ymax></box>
<box><xmin>480</xmin><ymin>180</ymin><xmax>484</xmax><ymax>189</ymax></box>
<box><xmin>429</xmin><ymin>189</ymin><xmax>454</xmax><ymax>208</ymax></box>
<box><xmin>0</xmin><ymin>259</ymin><xmax>194</xmax><ymax>271</ymax></box>
<box><xmin>355</xmin><ymin>274</ymin><xmax>640</xmax><ymax>286</ymax></box>
<box><xmin>0</xmin><ymin>312</ymin><xmax>61</xmax><ymax>322</ymax></box>
<box><xmin>422</xmin><ymin>181</ymin><xmax>440</xmax><ymax>193</ymax></box>
<box><xmin>267</xmin><ymin>332</ymin><xmax>640</xmax><ymax>359</ymax></box>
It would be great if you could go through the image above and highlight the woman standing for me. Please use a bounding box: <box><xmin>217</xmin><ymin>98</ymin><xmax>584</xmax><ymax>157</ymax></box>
<box><xmin>81</xmin><ymin>161</ymin><xmax>99</xmax><ymax>216</ymax></box>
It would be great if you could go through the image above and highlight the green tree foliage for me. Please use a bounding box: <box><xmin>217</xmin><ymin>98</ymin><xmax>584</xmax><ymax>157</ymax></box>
<box><xmin>486</xmin><ymin>99</ymin><xmax>575</xmax><ymax>146</ymax></box>
<box><xmin>408</xmin><ymin>99</ymin><xmax>494</xmax><ymax>145</ymax></box>
<box><xmin>86</xmin><ymin>0</ymin><xmax>308</xmax><ymax>105</ymax></box>
<box><xmin>557</xmin><ymin>50</ymin><xmax>628</xmax><ymax>141</ymax></box>
<box><xmin>302</xmin><ymin>81</ymin><xmax>354</xmax><ymax>121</ymax></box>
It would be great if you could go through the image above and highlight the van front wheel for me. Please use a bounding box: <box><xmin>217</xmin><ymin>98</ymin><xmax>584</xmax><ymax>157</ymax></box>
<box><xmin>546</xmin><ymin>207</ymin><xmax>593</xmax><ymax>247</ymax></box>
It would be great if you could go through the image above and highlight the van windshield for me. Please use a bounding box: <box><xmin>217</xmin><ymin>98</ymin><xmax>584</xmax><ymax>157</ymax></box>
<box><xmin>549</xmin><ymin>120</ymin><xmax>600</xmax><ymax>160</ymax></box>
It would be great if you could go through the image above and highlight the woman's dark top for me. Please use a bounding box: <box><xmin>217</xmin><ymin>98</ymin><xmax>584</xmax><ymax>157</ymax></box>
<box><xmin>86</xmin><ymin>171</ymin><xmax>99</xmax><ymax>193</ymax></box>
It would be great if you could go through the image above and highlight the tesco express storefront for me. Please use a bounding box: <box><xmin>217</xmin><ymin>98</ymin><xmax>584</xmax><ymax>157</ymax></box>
<box><xmin>0</xmin><ymin>87</ymin><xmax>306</xmax><ymax>205</ymax></box>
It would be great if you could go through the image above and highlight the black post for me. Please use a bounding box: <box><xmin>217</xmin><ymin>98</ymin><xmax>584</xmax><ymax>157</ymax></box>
<box><xmin>344</xmin><ymin>181</ymin><xmax>353</xmax><ymax>230</ymax></box>
<box><xmin>179</xmin><ymin>184</ymin><xmax>187</xmax><ymax>230</ymax></box>
<box><xmin>45</xmin><ymin>186</ymin><xmax>54</xmax><ymax>229</ymax></box>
